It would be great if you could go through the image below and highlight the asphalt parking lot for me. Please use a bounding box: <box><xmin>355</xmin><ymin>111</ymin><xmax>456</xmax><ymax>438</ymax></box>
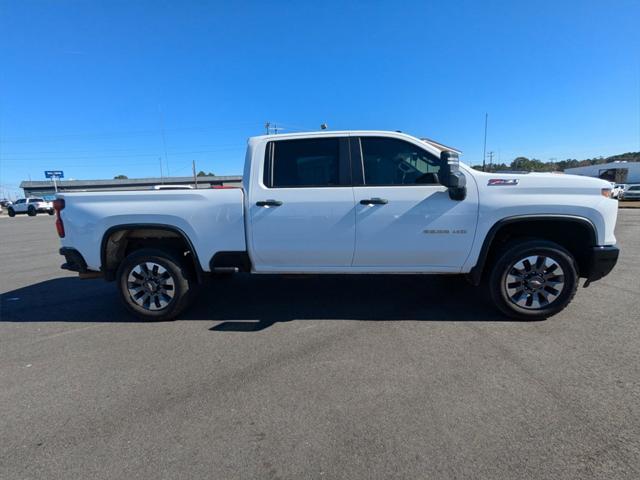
<box><xmin>1</xmin><ymin>211</ymin><xmax>639</xmax><ymax>480</ymax></box>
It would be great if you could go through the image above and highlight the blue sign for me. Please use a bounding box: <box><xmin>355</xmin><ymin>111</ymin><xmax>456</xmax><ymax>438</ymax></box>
<box><xmin>45</xmin><ymin>170</ymin><xmax>64</xmax><ymax>179</ymax></box>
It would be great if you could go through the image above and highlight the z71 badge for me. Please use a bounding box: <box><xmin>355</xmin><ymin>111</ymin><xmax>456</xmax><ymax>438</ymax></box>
<box><xmin>488</xmin><ymin>178</ymin><xmax>519</xmax><ymax>186</ymax></box>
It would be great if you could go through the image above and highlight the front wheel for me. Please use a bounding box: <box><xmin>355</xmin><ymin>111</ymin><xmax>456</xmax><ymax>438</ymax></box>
<box><xmin>489</xmin><ymin>240</ymin><xmax>578</xmax><ymax>321</ymax></box>
<box><xmin>27</xmin><ymin>206</ymin><xmax>36</xmax><ymax>216</ymax></box>
<box><xmin>116</xmin><ymin>248</ymin><xmax>195</xmax><ymax>321</ymax></box>
<box><xmin>48</xmin><ymin>209</ymin><xmax>54</xmax><ymax>215</ymax></box>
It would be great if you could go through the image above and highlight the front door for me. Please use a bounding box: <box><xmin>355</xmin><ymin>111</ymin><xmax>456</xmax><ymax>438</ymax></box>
<box><xmin>351</xmin><ymin>136</ymin><xmax>478</xmax><ymax>271</ymax></box>
<box><xmin>249</xmin><ymin>136</ymin><xmax>356</xmax><ymax>272</ymax></box>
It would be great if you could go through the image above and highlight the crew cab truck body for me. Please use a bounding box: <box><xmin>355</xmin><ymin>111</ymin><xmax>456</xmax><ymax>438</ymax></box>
<box><xmin>55</xmin><ymin>130</ymin><xmax>619</xmax><ymax>320</ymax></box>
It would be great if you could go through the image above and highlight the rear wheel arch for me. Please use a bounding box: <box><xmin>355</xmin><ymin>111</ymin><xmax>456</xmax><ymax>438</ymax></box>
<box><xmin>100</xmin><ymin>224</ymin><xmax>203</xmax><ymax>282</ymax></box>
<box><xmin>468</xmin><ymin>215</ymin><xmax>597</xmax><ymax>285</ymax></box>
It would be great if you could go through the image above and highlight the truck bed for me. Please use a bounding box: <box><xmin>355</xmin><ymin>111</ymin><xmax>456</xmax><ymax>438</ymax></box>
<box><xmin>58</xmin><ymin>188</ymin><xmax>246</xmax><ymax>272</ymax></box>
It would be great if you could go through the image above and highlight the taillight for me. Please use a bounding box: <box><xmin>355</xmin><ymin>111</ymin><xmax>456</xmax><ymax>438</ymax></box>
<box><xmin>53</xmin><ymin>199</ymin><xmax>65</xmax><ymax>237</ymax></box>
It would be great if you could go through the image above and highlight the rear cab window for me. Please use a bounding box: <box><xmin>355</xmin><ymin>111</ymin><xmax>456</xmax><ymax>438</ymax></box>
<box><xmin>263</xmin><ymin>137</ymin><xmax>350</xmax><ymax>188</ymax></box>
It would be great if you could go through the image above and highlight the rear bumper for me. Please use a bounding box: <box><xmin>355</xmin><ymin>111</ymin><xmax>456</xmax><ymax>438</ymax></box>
<box><xmin>585</xmin><ymin>245</ymin><xmax>619</xmax><ymax>282</ymax></box>
<box><xmin>59</xmin><ymin>247</ymin><xmax>88</xmax><ymax>273</ymax></box>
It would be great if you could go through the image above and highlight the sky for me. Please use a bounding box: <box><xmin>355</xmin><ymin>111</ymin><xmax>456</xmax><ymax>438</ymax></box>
<box><xmin>1</xmin><ymin>0</ymin><xmax>639</xmax><ymax>199</ymax></box>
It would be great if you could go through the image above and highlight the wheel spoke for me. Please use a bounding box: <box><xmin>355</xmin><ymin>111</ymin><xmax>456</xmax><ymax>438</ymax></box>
<box><xmin>131</xmin><ymin>270</ymin><xmax>144</xmax><ymax>281</ymax></box>
<box><xmin>537</xmin><ymin>292</ymin><xmax>549</xmax><ymax>306</ymax></box>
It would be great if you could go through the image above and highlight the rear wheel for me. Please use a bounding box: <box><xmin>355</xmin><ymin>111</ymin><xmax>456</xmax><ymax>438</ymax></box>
<box><xmin>489</xmin><ymin>240</ymin><xmax>578</xmax><ymax>320</ymax></box>
<box><xmin>7</xmin><ymin>208</ymin><xmax>15</xmax><ymax>217</ymax></box>
<box><xmin>117</xmin><ymin>248</ymin><xmax>194</xmax><ymax>321</ymax></box>
<box><xmin>48</xmin><ymin>209</ymin><xmax>54</xmax><ymax>215</ymax></box>
<box><xmin>27</xmin><ymin>206</ymin><xmax>36</xmax><ymax>216</ymax></box>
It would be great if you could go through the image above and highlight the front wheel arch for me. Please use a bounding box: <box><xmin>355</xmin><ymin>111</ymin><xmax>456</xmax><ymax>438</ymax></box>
<box><xmin>468</xmin><ymin>216</ymin><xmax>597</xmax><ymax>285</ymax></box>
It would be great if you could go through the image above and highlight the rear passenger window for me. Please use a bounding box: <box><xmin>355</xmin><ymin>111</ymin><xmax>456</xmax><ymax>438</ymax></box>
<box><xmin>360</xmin><ymin>137</ymin><xmax>442</xmax><ymax>186</ymax></box>
<box><xmin>265</xmin><ymin>138</ymin><xmax>340</xmax><ymax>188</ymax></box>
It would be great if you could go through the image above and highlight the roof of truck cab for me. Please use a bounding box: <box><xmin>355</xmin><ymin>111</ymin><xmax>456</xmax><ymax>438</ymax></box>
<box><xmin>249</xmin><ymin>130</ymin><xmax>461</xmax><ymax>153</ymax></box>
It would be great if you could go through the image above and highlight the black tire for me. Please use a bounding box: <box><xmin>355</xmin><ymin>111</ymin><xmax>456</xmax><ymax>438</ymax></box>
<box><xmin>7</xmin><ymin>208</ymin><xmax>15</xmax><ymax>217</ymax></box>
<box><xmin>27</xmin><ymin>206</ymin><xmax>36</xmax><ymax>216</ymax></box>
<box><xmin>489</xmin><ymin>239</ymin><xmax>578</xmax><ymax>321</ymax></box>
<box><xmin>48</xmin><ymin>209</ymin><xmax>54</xmax><ymax>215</ymax></box>
<box><xmin>116</xmin><ymin>248</ymin><xmax>195</xmax><ymax>321</ymax></box>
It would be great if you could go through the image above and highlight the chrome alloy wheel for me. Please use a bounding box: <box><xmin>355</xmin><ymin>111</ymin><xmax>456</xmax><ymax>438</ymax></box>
<box><xmin>127</xmin><ymin>262</ymin><xmax>175</xmax><ymax>311</ymax></box>
<box><xmin>504</xmin><ymin>255</ymin><xmax>565</xmax><ymax>310</ymax></box>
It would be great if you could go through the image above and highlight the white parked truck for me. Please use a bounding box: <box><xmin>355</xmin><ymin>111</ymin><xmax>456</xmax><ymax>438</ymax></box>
<box><xmin>54</xmin><ymin>130</ymin><xmax>619</xmax><ymax>321</ymax></box>
<box><xmin>8</xmin><ymin>197</ymin><xmax>54</xmax><ymax>216</ymax></box>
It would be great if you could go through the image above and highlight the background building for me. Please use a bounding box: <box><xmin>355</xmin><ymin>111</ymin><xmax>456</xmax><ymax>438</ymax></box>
<box><xmin>564</xmin><ymin>161</ymin><xmax>640</xmax><ymax>183</ymax></box>
<box><xmin>20</xmin><ymin>175</ymin><xmax>242</xmax><ymax>198</ymax></box>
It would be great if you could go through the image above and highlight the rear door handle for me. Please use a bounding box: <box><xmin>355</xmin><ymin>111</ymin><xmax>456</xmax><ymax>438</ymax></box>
<box><xmin>256</xmin><ymin>199</ymin><xmax>283</xmax><ymax>207</ymax></box>
<box><xmin>359</xmin><ymin>198</ymin><xmax>388</xmax><ymax>205</ymax></box>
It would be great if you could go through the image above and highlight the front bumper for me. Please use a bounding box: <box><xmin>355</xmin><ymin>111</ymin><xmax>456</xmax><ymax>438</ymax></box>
<box><xmin>585</xmin><ymin>245</ymin><xmax>619</xmax><ymax>282</ymax></box>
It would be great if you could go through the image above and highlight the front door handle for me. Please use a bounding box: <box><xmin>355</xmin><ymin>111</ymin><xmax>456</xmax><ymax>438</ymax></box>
<box><xmin>256</xmin><ymin>199</ymin><xmax>283</xmax><ymax>207</ymax></box>
<box><xmin>359</xmin><ymin>197</ymin><xmax>388</xmax><ymax>205</ymax></box>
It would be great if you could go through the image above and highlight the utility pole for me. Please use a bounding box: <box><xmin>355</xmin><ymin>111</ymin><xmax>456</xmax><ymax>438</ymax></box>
<box><xmin>159</xmin><ymin>157</ymin><xmax>164</xmax><ymax>184</ymax></box>
<box><xmin>159</xmin><ymin>108</ymin><xmax>170</xmax><ymax>176</ymax></box>
<box><xmin>487</xmin><ymin>151</ymin><xmax>494</xmax><ymax>172</ymax></box>
<box><xmin>192</xmin><ymin>160</ymin><xmax>198</xmax><ymax>189</ymax></box>
<box><xmin>482</xmin><ymin>113</ymin><xmax>488</xmax><ymax>172</ymax></box>
<box><xmin>265</xmin><ymin>122</ymin><xmax>270</xmax><ymax>134</ymax></box>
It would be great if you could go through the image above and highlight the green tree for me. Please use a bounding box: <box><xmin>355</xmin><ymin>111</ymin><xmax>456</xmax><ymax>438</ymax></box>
<box><xmin>197</xmin><ymin>171</ymin><xmax>215</xmax><ymax>177</ymax></box>
<box><xmin>114</xmin><ymin>174</ymin><xmax>128</xmax><ymax>179</ymax></box>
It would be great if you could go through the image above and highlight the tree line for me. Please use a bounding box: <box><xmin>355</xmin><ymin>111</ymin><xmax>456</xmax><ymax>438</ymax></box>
<box><xmin>472</xmin><ymin>152</ymin><xmax>640</xmax><ymax>173</ymax></box>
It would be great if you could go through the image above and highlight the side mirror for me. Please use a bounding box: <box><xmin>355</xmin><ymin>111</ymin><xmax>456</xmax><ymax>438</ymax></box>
<box><xmin>440</xmin><ymin>151</ymin><xmax>467</xmax><ymax>201</ymax></box>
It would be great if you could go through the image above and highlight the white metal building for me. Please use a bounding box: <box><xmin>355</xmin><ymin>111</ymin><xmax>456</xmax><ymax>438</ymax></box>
<box><xmin>20</xmin><ymin>175</ymin><xmax>242</xmax><ymax>198</ymax></box>
<box><xmin>564</xmin><ymin>161</ymin><xmax>640</xmax><ymax>184</ymax></box>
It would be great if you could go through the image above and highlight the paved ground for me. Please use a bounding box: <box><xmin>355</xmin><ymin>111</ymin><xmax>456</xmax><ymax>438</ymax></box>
<box><xmin>1</xmin><ymin>211</ymin><xmax>639</xmax><ymax>480</ymax></box>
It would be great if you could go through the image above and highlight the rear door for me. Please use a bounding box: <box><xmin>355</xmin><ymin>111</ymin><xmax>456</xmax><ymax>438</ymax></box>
<box><xmin>249</xmin><ymin>136</ymin><xmax>356</xmax><ymax>271</ymax></box>
<box><xmin>351</xmin><ymin>135</ymin><xmax>478</xmax><ymax>271</ymax></box>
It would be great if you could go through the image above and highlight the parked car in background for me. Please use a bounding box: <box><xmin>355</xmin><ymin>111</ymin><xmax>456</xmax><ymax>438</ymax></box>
<box><xmin>7</xmin><ymin>198</ymin><xmax>54</xmax><ymax>217</ymax></box>
<box><xmin>152</xmin><ymin>185</ymin><xmax>194</xmax><ymax>190</ymax></box>
<box><xmin>620</xmin><ymin>184</ymin><xmax>640</xmax><ymax>200</ymax></box>
<box><xmin>612</xmin><ymin>184</ymin><xmax>627</xmax><ymax>199</ymax></box>
<box><xmin>611</xmin><ymin>184</ymin><xmax>622</xmax><ymax>199</ymax></box>
<box><xmin>0</xmin><ymin>199</ymin><xmax>12</xmax><ymax>208</ymax></box>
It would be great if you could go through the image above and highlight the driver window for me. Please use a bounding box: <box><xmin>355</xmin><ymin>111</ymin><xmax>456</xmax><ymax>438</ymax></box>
<box><xmin>360</xmin><ymin>137</ymin><xmax>441</xmax><ymax>186</ymax></box>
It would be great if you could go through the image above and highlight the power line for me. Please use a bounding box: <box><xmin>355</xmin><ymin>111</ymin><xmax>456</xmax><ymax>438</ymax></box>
<box><xmin>0</xmin><ymin>146</ymin><xmax>246</xmax><ymax>162</ymax></box>
<box><xmin>0</xmin><ymin>123</ymin><xmax>258</xmax><ymax>143</ymax></box>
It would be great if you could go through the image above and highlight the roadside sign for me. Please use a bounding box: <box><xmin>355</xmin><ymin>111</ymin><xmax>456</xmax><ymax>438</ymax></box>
<box><xmin>45</xmin><ymin>170</ymin><xmax>64</xmax><ymax>179</ymax></box>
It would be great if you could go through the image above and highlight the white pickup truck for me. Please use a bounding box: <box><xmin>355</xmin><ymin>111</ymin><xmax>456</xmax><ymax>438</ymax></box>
<box><xmin>54</xmin><ymin>130</ymin><xmax>619</xmax><ymax>321</ymax></box>
<box><xmin>8</xmin><ymin>197</ymin><xmax>54</xmax><ymax>217</ymax></box>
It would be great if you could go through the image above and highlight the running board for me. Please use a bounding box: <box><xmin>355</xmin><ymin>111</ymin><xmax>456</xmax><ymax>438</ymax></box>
<box><xmin>212</xmin><ymin>267</ymin><xmax>239</xmax><ymax>273</ymax></box>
